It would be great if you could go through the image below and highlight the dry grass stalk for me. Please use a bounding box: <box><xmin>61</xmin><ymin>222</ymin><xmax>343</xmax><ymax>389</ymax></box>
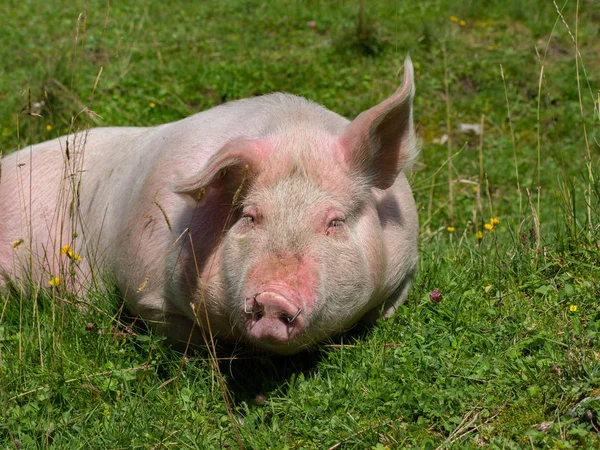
<box><xmin>475</xmin><ymin>114</ymin><xmax>485</xmax><ymax>235</ymax></box>
<box><xmin>535</xmin><ymin>65</ymin><xmax>544</xmax><ymax>244</ymax></box>
<box><xmin>500</xmin><ymin>65</ymin><xmax>522</xmax><ymax>219</ymax></box>
<box><xmin>574</xmin><ymin>0</ymin><xmax>594</xmax><ymax>234</ymax></box>
<box><xmin>526</xmin><ymin>188</ymin><xmax>541</xmax><ymax>258</ymax></box>
<box><xmin>442</xmin><ymin>44</ymin><xmax>454</xmax><ymax>226</ymax></box>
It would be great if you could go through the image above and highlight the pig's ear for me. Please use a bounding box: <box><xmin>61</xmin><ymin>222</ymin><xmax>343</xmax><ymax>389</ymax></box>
<box><xmin>171</xmin><ymin>140</ymin><xmax>261</xmax><ymax>200</ymax></box>
<box><xmin>339</xmin><ymin>57</ymin><xmax>417</xmax><ymax>190</ymax></box>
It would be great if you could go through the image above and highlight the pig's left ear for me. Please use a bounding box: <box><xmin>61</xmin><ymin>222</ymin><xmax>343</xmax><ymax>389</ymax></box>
<box><xmin>171</xmin><ymin>139</ymin><xmax>261</xmax><ymax>200</ymax></box>
<box><xmin>339</xmin><ymin>57</ymin><xmax>417</xmax><ymax>190</ymax></box>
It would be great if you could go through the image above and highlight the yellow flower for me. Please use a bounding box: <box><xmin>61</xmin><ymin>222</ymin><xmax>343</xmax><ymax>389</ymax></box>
<box><xmin>476</xmin><ymin>231</ymin><xmax>483</xmax><ymax>240</ymax></box>
<box><xmin>12</xmin><ymin>239</ymin><xmax>24</xmax><ymax>248</ymax></box>
<box><xmin>61</xmin><ymin>244</ymin><xmax>82</xmax><ymax>261</ymax></box>
<box><xmin>459</xmin><ymin>20</ymin><xmax>466</xmax><ymax>26</ymax></box>
<box><xmin>450</xmin><ymin>16</ymin><xmax>459</xmax><ymax>22</ymax></box>
<box><xmin>569</xmin><ymin>305</ymin><xmax>577</xmax><ymax>312</ymax></box>
<box><xmin>484</xmin><ymin>218</ymin><xmax>500</xmax><ymax>231</ymax></box>
<box><xmin>46</xmin><ymin>124</ymin><xmax>53</xmax><ymax>131</ymax></box>
<box><xmin>49</xmin><ymin>277</ymin><xmax>61</xmax><ymax>287</ymax></box>
<box><xmin>149</xmin><ymin>102</ymin><xmax>156</xmax><ymax>108</ymax></box>
<box><xmin>447</xmin><ymin>226</ymin><xmax>455</xmax><ymax>233</ymax></box>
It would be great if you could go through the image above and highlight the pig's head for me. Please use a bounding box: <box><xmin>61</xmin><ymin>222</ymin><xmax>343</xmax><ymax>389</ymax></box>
<box><xmin>174</xmin><ymin>59</ymin><xmax>417</xmax><ymax>354</ymax></box>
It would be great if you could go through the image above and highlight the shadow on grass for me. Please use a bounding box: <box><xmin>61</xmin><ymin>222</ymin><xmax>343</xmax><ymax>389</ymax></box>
<box><xmin>121</xmin><ymin>314</ymin><xmax>378</xmax><ymax>403</ymax></box>
<box><xmin>214</xmin><ymin>320</ymin><xmax>376</xmax><ymax>402</ymax></box>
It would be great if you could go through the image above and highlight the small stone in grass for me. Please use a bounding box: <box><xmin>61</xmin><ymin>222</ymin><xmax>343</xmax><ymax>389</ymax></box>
<box><xmin>537</xmin><ymin>421</ymin><xmax>553</xmax><ymax>432</ymax></box>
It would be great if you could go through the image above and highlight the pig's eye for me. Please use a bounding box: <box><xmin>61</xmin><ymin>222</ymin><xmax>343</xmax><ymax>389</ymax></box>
<box><xmin>241</xmin><ymin>213</ymin><xmax>255</xmax><ymax>228</ymax></box>
<box><xmin>326</xmin><ymin>219</ymin><xmax>345</xmax><ymax>235</ymax></box>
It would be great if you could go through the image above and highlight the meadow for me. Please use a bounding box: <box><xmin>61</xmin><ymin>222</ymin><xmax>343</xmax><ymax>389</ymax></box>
<box><xmin>1</xmin><ymin>0</ymin><xmax>599</xmax><ymax>448</ymax></box>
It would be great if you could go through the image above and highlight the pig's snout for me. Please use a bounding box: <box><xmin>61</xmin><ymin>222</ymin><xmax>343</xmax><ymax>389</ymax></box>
<box><xmin>243</xmin><ymin>292</ymin><xmax>305</xmax><ymax>343</ymax></box>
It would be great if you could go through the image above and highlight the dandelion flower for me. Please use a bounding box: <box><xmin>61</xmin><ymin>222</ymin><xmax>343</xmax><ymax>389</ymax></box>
<box><xmin>484</xmin><ymin>223</ymin><xmax>493</xmax><ymax>231</ymax></box>
<box><xmin>12</xmin><ymin>239</ymin><xmax>24</xmax><ymax>248</ymax></box>
<box><xmin>569</xmin><ymin>305</ymin><xmax>577</xmax><ymax>312</ymax></box>
<box><xmin>49</xmin><ymin>277</ymin><xmax>61</xmax><ymax>287</ymax></box>
<box><xmin>450</xmin><ymin>16</ymin><xmax>459</xmax><ymax>23</ymax></box>
<box><xmin>476</xmin><ymin>231</ymin><xmax>483</xmax><ymax>240</ymax></box>
<box><xmin>490</xmin><ymin>217</ymin><xmax>500</xmax><ymax>226</ymax></box>
<box><xmin>459</xmin><ymin>20</ymin><xmax>466</xmax><ymax>26</ymax></box>
<box><xmin>61</xmin><ymin>244</ymin><xmax>82</xmax><ymax>261</ymax></box>
<box><xmin>447</xmin><ymin>226</ymin><xmax>455</xmax><ymax>233</ymax></box>
<box><xmin>46</xmin><ymin>124</ymin><xmax>53</xmax><ymax>131</ymax></box>
<box><xmin>149</xmin><ymin>102</ymin><xmax>156</xmax><ymax>108</ymax></box>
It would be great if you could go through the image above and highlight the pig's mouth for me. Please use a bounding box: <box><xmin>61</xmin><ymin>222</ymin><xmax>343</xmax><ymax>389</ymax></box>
<box><xmin>241</xmin><ymin>290</ymin><xmax>306</xmax><ymax>345</ymax></box>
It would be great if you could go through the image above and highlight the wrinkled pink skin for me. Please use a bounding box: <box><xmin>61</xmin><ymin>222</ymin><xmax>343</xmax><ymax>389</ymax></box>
<box><xmin>0</xmin><ymin>60</ymin><xmax>419</xmax><ymax>354</ymax></box>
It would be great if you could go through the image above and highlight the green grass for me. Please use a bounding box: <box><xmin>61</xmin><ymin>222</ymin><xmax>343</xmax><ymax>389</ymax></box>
<box><xmin>1</xmin><ymin>0</ymin><xmax>599</xmax><ymax>448</ymax></box>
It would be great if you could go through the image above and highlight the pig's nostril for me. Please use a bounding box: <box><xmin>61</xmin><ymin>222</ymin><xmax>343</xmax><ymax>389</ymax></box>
<box><xmin>244</xmin><ymin>295</ymin><xmax>264</xmax><ymax>315</ymax></box>
<box><xmin>281</xmin><ymin>307</ymin><xmax>302</xmax><ymax>324</ymax></box>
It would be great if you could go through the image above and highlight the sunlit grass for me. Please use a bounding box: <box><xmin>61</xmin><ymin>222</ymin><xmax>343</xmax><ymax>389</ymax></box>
<box><xmin>1</xmin><ymin>0</ymin><xmax>599</xmax><ymax>448</ymax></box>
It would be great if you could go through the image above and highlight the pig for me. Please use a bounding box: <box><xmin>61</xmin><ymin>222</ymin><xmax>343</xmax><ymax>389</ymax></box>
<box><xmin>0</xmin><ymin>59</ymin><xmax>419</xmax><ymax>354</ymax></box>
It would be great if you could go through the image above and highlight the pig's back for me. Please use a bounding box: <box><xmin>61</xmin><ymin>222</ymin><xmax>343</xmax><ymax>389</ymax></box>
<box><xmin>0</xmin><ymin>127</ymin><xmax>152</xmax><ymax>283</ymax></box>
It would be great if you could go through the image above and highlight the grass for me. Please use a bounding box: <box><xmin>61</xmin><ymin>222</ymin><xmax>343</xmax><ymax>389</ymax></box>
<box><xmin>1</xmin><ymin>0</ymin><xmax>599</xmax><ymax>448</ymax></box>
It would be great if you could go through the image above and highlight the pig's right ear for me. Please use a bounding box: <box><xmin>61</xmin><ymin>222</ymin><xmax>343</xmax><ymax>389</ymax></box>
<box><xmin>171</xmin><ymin>140</ymin><xmax>261</xmax><ymax>201</ymax></box>
<box><xmin>339</xmin><ymin>58</ymin><xmax>418</xmax><ymax>190</ymax></box>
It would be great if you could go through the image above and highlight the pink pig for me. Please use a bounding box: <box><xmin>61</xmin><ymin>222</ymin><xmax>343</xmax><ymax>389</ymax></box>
<box><xmin>0</xmin><ymin>59</ymin><xmax>419</xmax><ymax>354</ymax></box>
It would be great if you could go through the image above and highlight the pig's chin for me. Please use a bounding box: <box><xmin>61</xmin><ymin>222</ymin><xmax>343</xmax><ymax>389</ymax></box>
<box><xmin>247</xmin><ymin>336</ymin><xmax>310</xmax><ymax>355</ymax></box>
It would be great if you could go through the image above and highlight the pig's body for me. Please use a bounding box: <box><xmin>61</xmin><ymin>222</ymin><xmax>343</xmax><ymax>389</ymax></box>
<box><xmin>0</xmin><ymin>60</ymin><xmax>419</xmax><ymax>354</ymax></box>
